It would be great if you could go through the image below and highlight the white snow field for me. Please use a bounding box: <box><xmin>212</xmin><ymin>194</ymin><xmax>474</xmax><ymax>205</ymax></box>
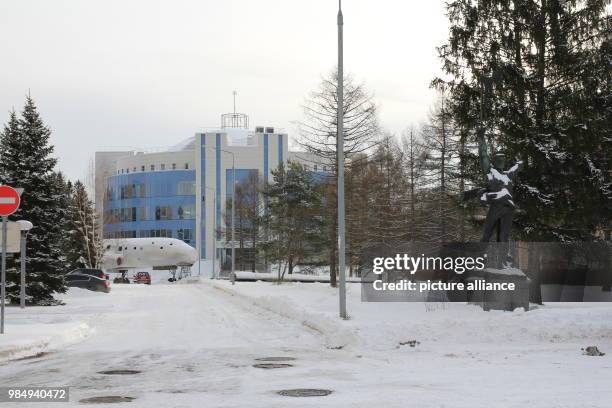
<box><xmin>0</xmin><ymin>279</ymin><xmax>611</xmax><ymax>407</ymax></box>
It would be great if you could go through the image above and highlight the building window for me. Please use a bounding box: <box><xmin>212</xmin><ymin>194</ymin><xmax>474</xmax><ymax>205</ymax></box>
<box><xmin>172</xmin><ymin>163</ymin><xmax>176</xmax><ymax>170</ymax></box>
<box><xmin>155</xmin><ymin>206</ymin><xmax>172</xmax><ymax>220</ymax></box>
<box><xmin>178</xmin><ymin>181</ymin><xmax>196</xmax><ymax>195</ymax></box>
<box><xmin>141</xmin><ymin>165</ymin><xmax>145</xmax><ymax>172</ymax></box>
<box><xmin>145</xmin><ymin>229</ymin><xmax>173</xmax><ymax>238</ymax></box>
<box><xmin>161</xmin><ymin>164</ymin><xmax>166</xmax><ymax>170</ymax></box>
<box><xmin>177</xmin><ymin>205</ymin><xmax>195</xmax><ymax>220</ymax></box>
<box><xmin>184</xmin><ymin>163</ymin><xmax>189</xmax><ymax>170</ymax></box>
<box><xmin>314</xmin><ymin>165</ymin><xmax>318</xmax><ymax>171</ymax></box>
<box><xmin>177</xmin><ymin>228</ymin><xmax>193</xmax><ymax>243</ymax></box>
<box><xmin>150</xmin><ymin>164</ymin><xmax>155</xmax><ymax>171</ymax></box>
<box><xmin>323</xmin><ymin>165</ymin><xmax>328</xmax><ymax>171</ymax></box>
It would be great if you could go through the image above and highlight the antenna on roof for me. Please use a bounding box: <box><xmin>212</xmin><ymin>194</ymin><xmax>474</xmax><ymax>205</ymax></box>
<box><xmin>221</xmin><ymin>91</ymin><xmax>249</xmax><ymax>129</ymax></box>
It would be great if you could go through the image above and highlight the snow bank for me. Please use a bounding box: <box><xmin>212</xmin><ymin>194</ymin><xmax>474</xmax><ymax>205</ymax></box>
<box><xmin>0</xmin><ymin>287</ymin><xmax>109</xmax><ymax>362</ymax></box>
<box><xmin>205</xmin><ymin>280</ymin><xmax>612</xmax><ymax>352</ymax></box>
<box><xmin>208</xmin><ymin>280</ymin><xmax>356</xmax><ymax>349</ymax></box>
<box><xmin>0</xmin><ymin>322</ymin><xmax>92</xmax><ymax>362</ymax></box>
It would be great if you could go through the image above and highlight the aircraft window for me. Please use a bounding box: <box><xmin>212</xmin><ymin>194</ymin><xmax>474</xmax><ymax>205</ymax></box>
<box><xmin>118</xmin><ymin>246</ymin><xmax>123</xmax><ymax>251</ymax></box>
<box><xmin>140</xmin><ymin>247</ymin><xmax>143</xmax><ymax>250</ymax></box>
<box><xmin>106</xmin><ymin>245</ymin><xmax>111</xmax><ymax>250</ymax></box>
<box><xmin>133</xmin><ymin>247</ymin><xmax>137</xmax><ymax>250</ymax></box>
<box><xmin>160</xmin><ymin>247</ymin><xmax>164</xmax><ymax>250</ymax></box>
<box><xmin>170</xmin><ymin>243</ymin><xmax>173</xmax><ymax>246</ymax></box>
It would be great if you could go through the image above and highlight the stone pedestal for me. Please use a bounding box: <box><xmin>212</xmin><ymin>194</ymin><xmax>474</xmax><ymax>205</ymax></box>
<box><xmin>466</xmin><ymin>268</ymin><xmax>530</xmax><ymax>312</ymax></box>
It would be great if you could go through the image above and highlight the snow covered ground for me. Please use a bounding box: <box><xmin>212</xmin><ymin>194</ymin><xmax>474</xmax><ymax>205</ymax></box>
<box><xmin>0</xmin><ymin>278</ymin><xmax>611</xmax><ymax>407</ymax></box>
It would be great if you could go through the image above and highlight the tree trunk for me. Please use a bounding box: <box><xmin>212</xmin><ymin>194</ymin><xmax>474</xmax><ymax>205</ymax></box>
<box><xmin>440</xmin><ymin>99</ymin><xmax>447</xmax><ymax>241</ymax></box>
<box><xmin>535</xmin><ymin>0</ymin><xmax>547</xmax><ymax>131</ymax></box>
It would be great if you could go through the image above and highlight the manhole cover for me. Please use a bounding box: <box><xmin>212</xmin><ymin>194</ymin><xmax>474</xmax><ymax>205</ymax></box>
<box><xmin>98</xmin><ymin>370</ymin><xmax>141</xmax><ymax>375</ymax></box>
<box><xmin>277</xmin><ymin>389</ymin><xmax>333</xmax><ymax>397</ymax></box>
<box><xmin>255</xmin><ymin>357</ymin><xmax>296</xmax><ymax>362</ymax></box>
<box><xmin>252</xmin><ymin>363</ymin><xmax>293</xmax><ymax>369</ymax></box>
<box><xmin>79</xmin><ymin>396</ymin><xmax>135</xmax><ymax>404</ymax></box>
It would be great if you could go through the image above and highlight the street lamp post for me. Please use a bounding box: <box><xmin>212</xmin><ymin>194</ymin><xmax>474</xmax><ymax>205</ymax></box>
<box><xmin>1</xmin><ymin>217</ymin><xmax>6</xmax><ymax>333</ymax></box>
<box><xmin>16</xmin><ymin>220</ymin><xmax>33</xmax><ymax>309</ymax></box>
<box><xmin>231</xmin><ymin>156</ymin><xmax>236</xmax><ymax>284</ymax></box>
<box><xmin>337</xmin><ymin>0</ymin><xmax>348</xmax><ymax>319</ymax></box>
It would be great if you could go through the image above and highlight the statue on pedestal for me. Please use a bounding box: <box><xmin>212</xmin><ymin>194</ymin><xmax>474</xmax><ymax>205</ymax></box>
<box><xmin>477</xmin><ymin>128</ymin><xmax>523</xmax><ymax>267</ymax></box>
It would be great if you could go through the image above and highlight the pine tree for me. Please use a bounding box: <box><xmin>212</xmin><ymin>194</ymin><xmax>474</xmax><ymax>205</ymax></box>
<box><xmin>262</xmin><ymin>162</ymin><xmax>325</xmax><ymax>280</ymax></box>
<box><xmin>435</xmin><ymin>0</ymin><xmax>611</xmax><ymax>241</ymax></box>
<box><xmin>0</xmin><ymin>96</ymin><xmax>67</xmax><ymax>304</ymax></box>
<box><xmin>65</xmin><ymin>180</ymin><xmax>103</xmax><ymax>271</ymax></box>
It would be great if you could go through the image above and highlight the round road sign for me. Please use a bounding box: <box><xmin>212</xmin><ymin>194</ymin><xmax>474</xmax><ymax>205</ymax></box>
<box><xmin>0</xmin><ymin>186</ymin><xmax>21</xmax><ymax>216</ymax></box>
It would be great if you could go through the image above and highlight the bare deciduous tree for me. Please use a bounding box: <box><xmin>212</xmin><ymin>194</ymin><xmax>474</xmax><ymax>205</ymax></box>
<box><xmin>295</xmin><ymin>68</ymin><xmax>380</xmax><ymax>286</ymax></box>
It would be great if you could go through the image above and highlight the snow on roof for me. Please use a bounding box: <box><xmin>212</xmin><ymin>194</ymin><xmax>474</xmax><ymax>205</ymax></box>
<box><xmin>168</xmin><ymin>128</ymin><xmax>277</xmax><ymax>151</ymax></box>
<box><xmin>169</xmin><ymin>137</ymin><xmax>195</xmax><ymax>151</ymax></box>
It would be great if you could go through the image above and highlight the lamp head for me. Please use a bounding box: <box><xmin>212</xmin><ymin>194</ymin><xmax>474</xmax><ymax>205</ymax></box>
<box><xmin>16</xmin><ymin>220</ymin><xmax>33</xmax><ymax>231</ymax></box>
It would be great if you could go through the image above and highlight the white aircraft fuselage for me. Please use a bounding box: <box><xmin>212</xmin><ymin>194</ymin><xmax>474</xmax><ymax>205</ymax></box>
<box><xmin>102</xmin><ymin>238</ymin><xmax>197</xmax><ymax>271</ymax></box>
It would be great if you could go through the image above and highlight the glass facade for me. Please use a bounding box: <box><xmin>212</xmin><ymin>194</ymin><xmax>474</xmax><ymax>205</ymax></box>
<box><xmin>104</xmin><ymin>171</ymin><xmax>197</xmax><ymax>246</ymax></box>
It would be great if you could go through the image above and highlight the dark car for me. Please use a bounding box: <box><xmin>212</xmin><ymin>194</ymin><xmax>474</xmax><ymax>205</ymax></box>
<box><xmin>68</xmin><ymin>268</ymin><xmax>107</xmax><ymax>280</ymax></box>
<box><xmin>65</xmin><ymin>273</ymin><xmax>111</xmax><ymax>293</ymax></box>
<box><xmin>133</xmin><ymin>272</ymin><xmax>151</xmax><ymax>285</ymax></box>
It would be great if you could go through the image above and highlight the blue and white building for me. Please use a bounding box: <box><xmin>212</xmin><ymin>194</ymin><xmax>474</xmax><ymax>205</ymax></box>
<box><xmin>95</xmin><ymin>115</ymin><xmax>326</xmax><ymax>271</ymax></box>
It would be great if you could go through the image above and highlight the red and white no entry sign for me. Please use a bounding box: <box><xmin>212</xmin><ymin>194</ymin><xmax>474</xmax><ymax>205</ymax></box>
<box><xmin>0</xmin><ymin>186</ymin><xmax>20</xmax><ymax>217</ymax></box>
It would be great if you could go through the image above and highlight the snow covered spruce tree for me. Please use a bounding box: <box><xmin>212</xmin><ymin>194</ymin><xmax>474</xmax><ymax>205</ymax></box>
<box><xmin>64</xmin><ymin>180</ymin><xmax>103</xmax><ymax>271</ymax></box>
<box><xmin>435</xmin><ymin>0</ymin><xmax>611</xmax><ymax>241</ymax></box>
<box><xmin>0</xmin><ymin>96</ymin><xmax>68</xmax><ymax>304</ymax></box>
<box><xmin>262</xmin><ymin>162</ymin><xmax>325</xmax><ymax>280</ymax></box>
<box><xmin>296</xmin><ymin>68</ymin><xmax>380</xmax><ymax>285</ymax></box>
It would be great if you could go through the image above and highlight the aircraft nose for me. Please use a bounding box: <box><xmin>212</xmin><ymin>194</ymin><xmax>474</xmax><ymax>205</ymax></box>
<box><xmin>185</xmin><ymin>245</ymin><xmax>197</xmax><ymax>264</ymax></box>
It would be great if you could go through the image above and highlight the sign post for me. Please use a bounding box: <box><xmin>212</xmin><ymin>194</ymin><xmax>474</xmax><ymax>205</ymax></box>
<box><xmin>0</xmin><ymin>186</ymin><xmax>21</xmax><ymax>334</ymax></box>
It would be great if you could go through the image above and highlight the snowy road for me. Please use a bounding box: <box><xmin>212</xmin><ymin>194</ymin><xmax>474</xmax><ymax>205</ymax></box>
<box><xmin>1</xmin><ymin>281</ymin><xmax>611</xmax><ymax>407</ymax></box>
<box><xmin>0</xmin><ymin>283</ymin><xmax>335</xmax><ymax>407</ymax></box>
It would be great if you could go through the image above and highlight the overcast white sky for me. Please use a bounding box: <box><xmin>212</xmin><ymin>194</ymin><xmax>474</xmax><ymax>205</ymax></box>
<box><xmin>0</xmin><ymin>0</ymin><xmax>449</xmax><ymax>181</ymax></box>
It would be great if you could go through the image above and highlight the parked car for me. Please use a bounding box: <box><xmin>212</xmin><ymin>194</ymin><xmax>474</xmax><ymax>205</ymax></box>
<box><xmin>113</xmin><ymin>271</ymin><xmax>130</xmax><ymax>284</ymax></box>
<box><xmin>133</xmin><ymin>272</ymin><xmax>151</xmax><ymax>285</ymax></box>
<box><xmin>65</xmin><ymin>273</ymin><xmax>111</xmax><ymax>293</ymax></box>
<box><xmin>68</xmin><ymin>268</ymin><xmax>107</xmax><ymax>280</ymax></box>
